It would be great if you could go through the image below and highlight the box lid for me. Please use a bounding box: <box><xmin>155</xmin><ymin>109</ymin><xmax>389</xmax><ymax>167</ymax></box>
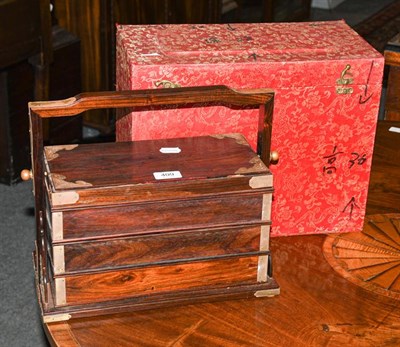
<box><xmin>44</xmin><ymin>134</ymin><xmax>272</xmax><ymax>209</ymax></box>
<box><xmin>117</xmin><ymin>20</ymin><xmax>384</xmax><ymax>87</ymax></box>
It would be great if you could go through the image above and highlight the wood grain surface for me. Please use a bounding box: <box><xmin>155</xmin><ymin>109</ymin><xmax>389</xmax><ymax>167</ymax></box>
<box><xmin>58</xmin><ymin>193</ymin><xmax>265</xmax><ymax>241</ymax></box>
<box><xmin>58</xmin><ymin>256</ymin><xmax>260</xmax><ymax>306</ymax></box>
<box><xmin>45</xmin><ymin>233</ymin><xmax>400</xmax><ymax>346</ymax></box>
<box><xmin>384</xmin><ymin>34</ymin><xmax>400</xmax><ymax>120</ymax></box>
<box><xmin>46</xmin><ymin>175</ymin><xmax>272</xmax><ymax>209</ymax></box>
<box><xmin>324</xmin><ymin>213</ymin><xmax>400</xmax><ymax>300</ymax></box>
<box><xmin>44</xmin><ymin>120</ymin><xmax>400</xmax><ymax>346</ymax></box>
<box><xmin>366</xmin><ymin>121</ymin><xmax>400</xmax><ymax>215</ymax></box>
<box><xmin>30</xmin><ymin>86</ymin><xmax>276</xmax><ymax>327</ymax></box>
<box><xmin>58</xmin><ymin>225</ymin><xmax>263</xmax><ymax>273</ymax></box>
<box><xmin>44</xmin><ymin>134</ymin><xmax>267</xmax><ymax>190</ymax></box>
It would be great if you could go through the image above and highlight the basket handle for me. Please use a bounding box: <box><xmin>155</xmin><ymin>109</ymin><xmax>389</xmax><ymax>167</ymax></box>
<box><xmin>28</xmin><ymin>84</ymin><xmax>275</xmax><ymax>179</ymax></box>
<box><xmin>29</xmin><ymin>85</ymin><xmax>273</xmax><ymax>117</ymax></box>
<box><xmin>29</xmin><ymin>85</ymin><xmax>275</xmax><ymax>166</ymax></box>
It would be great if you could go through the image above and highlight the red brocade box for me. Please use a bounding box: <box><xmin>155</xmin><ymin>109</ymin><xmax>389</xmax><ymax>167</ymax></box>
<box><xmin>115</xmin><ymin>21</ymin><xmax>384</xmax><ymax>236</ymax></box>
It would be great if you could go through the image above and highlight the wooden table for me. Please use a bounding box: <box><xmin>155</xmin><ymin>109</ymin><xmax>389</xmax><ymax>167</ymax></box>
<box><xmin>384</xmin><ymin>33</ymin><xmax>400</xmax><ymax>121</ymax></box>
<box><xmin>44</xmin><ymin>121</ymin><xmax>400</xmax><ymax>346</ymax></box>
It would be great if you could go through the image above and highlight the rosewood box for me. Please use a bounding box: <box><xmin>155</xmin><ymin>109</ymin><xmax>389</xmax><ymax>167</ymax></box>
<box><xmin>116</xmin><ymin>21</ymin><xmax>385</xmax><ymax>236</ymax></box>
<box><xmin>26</xmin><ymin>86</ymin><xmax>279</xmax><ymax>322</ymax></box>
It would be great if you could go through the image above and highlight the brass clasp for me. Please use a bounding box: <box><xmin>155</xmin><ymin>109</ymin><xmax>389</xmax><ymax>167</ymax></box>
<box><xmin>154</xmin><ymin>80</ymin><xmax>181</xmax><ymax>88</ymax></box>
<box><xmin>336</xmin><ymin>64</ymin><xmax>353</xmax><ymax>85</ymax></box>
<box><xmin>336</xmin><ymin>64</ymin><xmax>354</xmax><ymax>94</ymax></box>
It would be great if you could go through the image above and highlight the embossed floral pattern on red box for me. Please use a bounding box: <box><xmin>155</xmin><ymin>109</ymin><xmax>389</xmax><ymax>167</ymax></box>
<box><xmin>115</xmin><ymin>21</ymin><xmax>384</xmax><ymax>236</ymax></box>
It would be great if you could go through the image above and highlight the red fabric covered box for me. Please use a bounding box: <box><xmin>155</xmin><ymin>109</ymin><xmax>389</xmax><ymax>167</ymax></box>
<box><xmin>115</xmin><ymin>21</ymin><xmax>384</xmax><ymax>236</ymax></box>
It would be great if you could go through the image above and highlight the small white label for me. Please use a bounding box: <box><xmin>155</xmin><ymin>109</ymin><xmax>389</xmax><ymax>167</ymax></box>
<box><xmin>389</xmin><ymin>126</ymin><xmax>400</xmax><ymax>134</ymax></box>
<box><xmin>153</xmin><ymin>171</ymin><xmax>182</xmax><ymax>180</ymax></box>
<box><xmin>159</xmin><ymin>147</ymin><xmax>181</xmax><ymax>154</ymax></box>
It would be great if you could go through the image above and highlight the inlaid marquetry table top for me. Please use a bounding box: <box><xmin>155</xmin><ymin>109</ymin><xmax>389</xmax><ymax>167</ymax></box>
<box><xmin>44</xmin><ymin>121</ymin><xmax>400</xmax><ymax>346</ymax></box>
<box><xmin>324</xmin><ymin>214</ymin><xmax>400</xmax><ymax>301</ymax></box>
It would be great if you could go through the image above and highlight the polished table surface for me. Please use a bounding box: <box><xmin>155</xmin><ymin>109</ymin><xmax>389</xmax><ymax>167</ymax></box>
<box><xmin>384</xmin><ymin>34</ymin><xmax>400</xmax><ymax>121</ymax></box>
<box><xmin>45</xmin><ymin>120</ymin><xmax>400</xmax><ymax>347</ymax></box>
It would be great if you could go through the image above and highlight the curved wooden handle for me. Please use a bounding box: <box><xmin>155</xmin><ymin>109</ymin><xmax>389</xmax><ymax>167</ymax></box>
<box><xmin>28</xmin><ymin>85</ymin><xmax>273</xmax><ymax>118</ymax></box>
